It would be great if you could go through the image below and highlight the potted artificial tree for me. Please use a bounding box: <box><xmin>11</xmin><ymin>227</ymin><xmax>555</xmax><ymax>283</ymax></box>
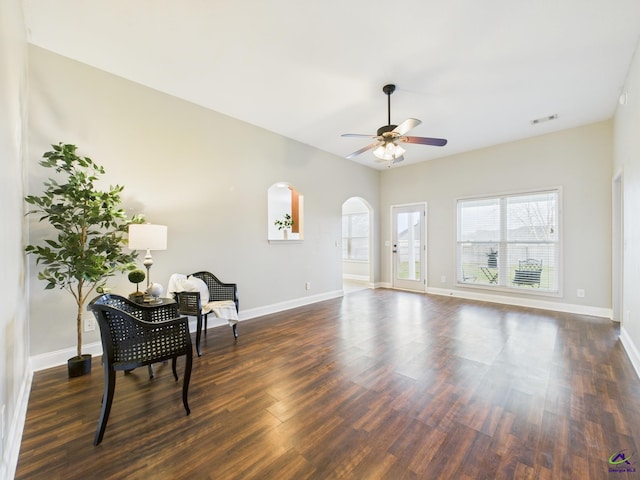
<box><xmin>25</xmin><ymin>143</ymin><xmax>142</xmax><ymax>377</ymax></box>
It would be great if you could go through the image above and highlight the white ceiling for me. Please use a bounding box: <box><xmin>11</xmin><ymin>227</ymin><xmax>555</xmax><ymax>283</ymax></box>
<box><xmin>23</xmin><ymin>0</ymin><xmax>640</xmax><ymax>170</ymax></box>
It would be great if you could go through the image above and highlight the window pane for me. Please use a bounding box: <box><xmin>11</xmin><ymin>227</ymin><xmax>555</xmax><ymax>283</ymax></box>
<box><xmin>506</xmin><ymin>192</ymin><xmax>557</xmax><ymax>242</ymax></box>
<box><xmin>350</xmin><ymin>214</ymin><xmax>369</xmax><ymax>237</ymax></box>
<box><xmin>458</xmin><ymin>243</ymin><xmax>500</xmax><ymax>285</ymax></box>
<box><xmin>396</xmin><ymin>211</ymin><xmax>421</xmax><ymax>281</ymax></box>
<box><xmin>350</xmin><ymin>238</ymin><xmax>369</xmax><ymax>261</ymax></box>
<box><xmin>506</xmin><ymin>243</ymin><xmax>557</xmax><ymax>290</ymax></box>
<box><xmin>459</xmin><ymin>198</ymin><xmax>501</xmax><ymax>242</ymax></box>
<box><xmin>342</xmin><ymin>212</ymin><xmax>369</xmax><ymax>261</ymax></box>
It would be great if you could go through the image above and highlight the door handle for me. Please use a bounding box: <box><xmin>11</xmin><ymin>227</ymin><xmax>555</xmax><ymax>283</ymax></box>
<box><xmin>392</xmin><ymin>244</ymin><xmax>397</xmax><ymax>253</ymax></box>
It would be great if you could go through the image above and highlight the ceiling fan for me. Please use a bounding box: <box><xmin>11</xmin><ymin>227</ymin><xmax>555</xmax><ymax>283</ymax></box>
<box><xmin>342</xmin><ymin>84</ymin><xmax>447</xmax><ymax>166</ymax></box>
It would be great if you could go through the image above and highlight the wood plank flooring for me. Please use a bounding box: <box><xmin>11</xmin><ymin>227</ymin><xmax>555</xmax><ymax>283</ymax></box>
<box><xmin>15</xmin><ymin>289</ymin><xmax>640</xmax><ymax>479</ymax></box>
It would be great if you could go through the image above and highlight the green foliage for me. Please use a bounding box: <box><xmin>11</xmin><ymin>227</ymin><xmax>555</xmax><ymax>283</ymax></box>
<box><xmin>128</xmin><ymin>269</ymin><xmax>146</xmax><ymax>285</ymax></box>
<box><xmin>274</xmin><ymin>213</ymin><xmax>294</xmax><ymax>230</ymax></box>
<box><xmin>25</xmin><ymin>143</ymin><xmax>144</xmax><ymax>357</ymax></box>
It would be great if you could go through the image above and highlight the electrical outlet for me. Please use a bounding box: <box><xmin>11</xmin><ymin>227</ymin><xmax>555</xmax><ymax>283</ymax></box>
<box><xmin>441</xmin><ymin>276</ymin><xmax>446</xmax><ymax>283</ymax></box>
<box><xmin>84</xmin><ymin>315</ymin><xmax>96</xmax><ymax>332</ymax></box>
<box><xmin>305</xmin><ymin>282</ymin><xmax>311</xmax><ymax>290</ymax></box>
<box><xmin>577</xmin><ymin>289</ymin><xmax>585</xmax><ymax>298</ymax></box>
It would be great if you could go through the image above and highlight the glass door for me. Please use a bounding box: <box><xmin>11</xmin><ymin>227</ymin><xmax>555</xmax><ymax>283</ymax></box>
<box><xmin>392</xmin><ymin>204</ymin><xmax>426</xmax><ymax>292</ymax></box>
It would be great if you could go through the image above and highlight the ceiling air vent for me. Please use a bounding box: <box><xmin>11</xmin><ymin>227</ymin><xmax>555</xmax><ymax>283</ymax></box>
<box><xmin>531</xmin><ymin>114</ymin><xmax>558</xmax><ymax>125</ymax></box>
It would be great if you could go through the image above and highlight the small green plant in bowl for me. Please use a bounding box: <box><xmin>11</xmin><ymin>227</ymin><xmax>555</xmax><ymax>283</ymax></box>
<box><xmin>128</xmin><ymin>269</ymin><xmax>146</xmax><ymax>300</ymax></box>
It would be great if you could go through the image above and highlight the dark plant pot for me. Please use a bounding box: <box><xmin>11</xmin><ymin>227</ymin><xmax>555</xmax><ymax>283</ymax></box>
<box><xmin>68</xmin><ymin>354</ymin><xmax>92</xmax><ymax>378</ymax></box>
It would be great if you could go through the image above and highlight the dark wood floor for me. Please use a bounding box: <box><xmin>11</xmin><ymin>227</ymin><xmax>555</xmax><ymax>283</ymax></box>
<box><xmin>15</xmin><ymin>289</ymin><xmax>640</xmax><ymax>479</ymax></box>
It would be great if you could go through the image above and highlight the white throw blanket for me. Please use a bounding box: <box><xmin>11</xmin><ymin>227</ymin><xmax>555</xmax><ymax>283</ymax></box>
<box><xmin>167</xmin><ymin>273</ymin><xmax>238</xmax><ymax>327</ymax></box>
<box><xmin>202</xmin><ymin>300</ymin><xmax>238</xmax><ymax>326</ymax></box>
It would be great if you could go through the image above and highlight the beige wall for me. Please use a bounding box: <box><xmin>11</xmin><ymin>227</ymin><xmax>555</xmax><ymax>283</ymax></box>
<box><xmin>614</xmin><ymin>37</ymin><xmax>640</xmax><ymax>375</ymax></box>
<box><xmin>379</xmin><ymin>121</ymin><xmax>613</xmax><ymax>312</ymax></box>
<box><xmin>0</xmin><ymin>0</ymin><xmax>30</xmax><ymax>477</ymax></box>
<box><xmin>27</xmin><ymin>46</ymin><xmax>380</xmax><ymax>358</ymax></box>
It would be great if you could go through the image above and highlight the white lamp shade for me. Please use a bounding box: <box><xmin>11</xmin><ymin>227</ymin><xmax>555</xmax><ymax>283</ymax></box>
<box><xmin>128</xmin><ymin>224</ymin><xmax>168</xmax><ymax>251</ymax></box>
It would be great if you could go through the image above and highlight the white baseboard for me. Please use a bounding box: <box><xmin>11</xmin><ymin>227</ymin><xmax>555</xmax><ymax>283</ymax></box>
<box><xmin>2</xmin><ymin>366</ymin><xmax>32</xmax><ymax>480</ymax></box>
<box><xmin>30</xmin><ymin>342</ymin><xmax>104</xmax><ymax>372</ymax></box>
<box><xmin>620</xmin><ymin>326</ymin><xmax>640</xmax><ymax>381</ymax></box>
<box><xmin>343</xmin><ymin>274</ymin><xmax>369</xmax><ymax>282</ymax></box>
<box><xmin>239</xmin><ymin>290</ymin><xmax>343</xmax><ymax>321</ymax></box>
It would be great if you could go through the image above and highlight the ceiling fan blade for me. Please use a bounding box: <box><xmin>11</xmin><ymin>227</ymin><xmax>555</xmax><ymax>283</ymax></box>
<box><xmin>341</xmin><ymin>133</ymin><xmax>376</xmax><ymax>138</ymax></box>
<box><xmin>393</xmin><ymin>118</ymin><xmax>421</xmax><ymax>136</ymax></box>
<box><xmin>402</xmin><ymin>136</ymin><xmax>448</xmax><ymax>147</ymax></box>
<box><xmin>346</xmin><ymin>141</ymin><xmax>382</xmax><ymax>159</ymax></box>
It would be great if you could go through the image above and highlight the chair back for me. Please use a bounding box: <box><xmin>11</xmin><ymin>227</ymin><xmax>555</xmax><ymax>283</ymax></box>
<box><xmin>174</xmin><ymin>291</ymin><xmax>202</xmax><ymax>316</ymax></box>
<box><xmin>89</xmin><ymin>293</ymin><xmax>178</xmax><ymax>322</ymax></box>
<box><xmin>89</xmin><ymin>302</ymin><xmax>191</xmax><ymax>368</ymax></box>
<box><xmin>191</xmin><ymin>271</ymin><xmax>239</xmax><ymax>312</ymax></box>
<box><xmin>519</xmin><ymin>258</ymin><xmax>542</xmax><ymax>270</ymax></box>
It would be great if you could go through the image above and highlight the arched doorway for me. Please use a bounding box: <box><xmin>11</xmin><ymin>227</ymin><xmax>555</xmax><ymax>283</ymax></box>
<box><xmin>342</xmin><ymin>197</ymin><xmax>373</xmax><ymax>293</ymax></box>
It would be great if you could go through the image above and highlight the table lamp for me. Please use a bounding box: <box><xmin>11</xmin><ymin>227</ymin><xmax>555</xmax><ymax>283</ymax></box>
<box><xmin>127</xmin><ymin>223</ymin><xmax>168</xmax><ymax>292</ymax></box>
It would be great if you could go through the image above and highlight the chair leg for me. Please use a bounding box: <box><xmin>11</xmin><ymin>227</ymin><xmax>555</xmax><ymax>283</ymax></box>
<box><xmin>232</xmin><ymin>323</ymin><xmax>238</xmax><ymax>338</ymax></box>
<box><xmin>195</xmin><ymin>314</ymin><xmax>203</xmax><ymax>357</ymax></box>
<box><xmin>94</xmin><ymin>367</ymin><xmax>116</xmax><ymax>445</ymax></box>
<box><xmin>204</xmin><ymin>313</ymin><xmax>208</xmax><ymax>335</ymax></box>
<box><xmin>182</xmin><ymin>351</ymin><xmax>192</xmax><ymax>416</ymax></box>
<box><xmin>171</xmin><ymin>357</ymin><xmax>178</xmax><ymax>381</ymax></box>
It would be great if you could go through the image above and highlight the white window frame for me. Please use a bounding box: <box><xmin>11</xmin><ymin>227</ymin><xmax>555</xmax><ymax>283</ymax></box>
<box><xmin>456</xmin><ymin>187</ymin><xmax>562</xmax><ymax>296</ymax></box>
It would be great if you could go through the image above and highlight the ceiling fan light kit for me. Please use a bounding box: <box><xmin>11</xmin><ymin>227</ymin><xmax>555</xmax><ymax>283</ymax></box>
<box><xmin>373</xmin><ymin>142</ymin><xmax>405</xmax><ymax>161</ymax></box>
<box><xmin>342</xmin><ymin>83</ymin><xmax>448</xmax><ymax>167</ymax></box>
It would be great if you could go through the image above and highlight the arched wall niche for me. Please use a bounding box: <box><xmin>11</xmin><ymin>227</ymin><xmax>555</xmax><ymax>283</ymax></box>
<box><xmin>268</xmin><ymin>182</ymin><xmax>303</xmax><ymax>241</ymax></box>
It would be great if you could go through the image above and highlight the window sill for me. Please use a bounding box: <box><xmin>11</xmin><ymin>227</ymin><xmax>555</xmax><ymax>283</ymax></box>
<box><xmin>457</xmin><ymin>282</ymin><xmax>561</xmax><ymax>298</ymax></box>
<box><xmin>268</xmin><ymin>239</ymin><xmax>303</xmax><ymax>244</ymax></box>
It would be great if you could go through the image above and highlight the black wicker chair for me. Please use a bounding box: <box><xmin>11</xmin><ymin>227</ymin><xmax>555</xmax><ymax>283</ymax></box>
<box><xmin>88</xmin><ymin>295</ymin><xmax>192</xmax><ymax>445</ymax></box>
<box><xmin>91</xmin><ymin>294</ymin><xmax>181</xmax><ymax>378</ymax></box>
<box><xmin>190</xmin><ymin>271</ymin><xmax>239</xmax><ymax>338</ymax></box>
